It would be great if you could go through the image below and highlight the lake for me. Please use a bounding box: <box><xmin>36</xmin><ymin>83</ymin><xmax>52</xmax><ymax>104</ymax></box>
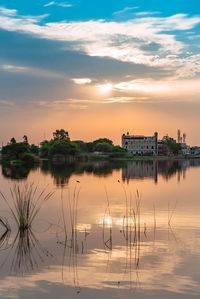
<box><xmin>0</xmin><ymin>159</ymin><xmax>200</xmax><ymax>299</ymax></box>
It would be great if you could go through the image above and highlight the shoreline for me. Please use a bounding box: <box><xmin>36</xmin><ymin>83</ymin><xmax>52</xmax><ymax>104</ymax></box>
<box><xmin>1</xmin><ymin>154</ymin><xmax>200</xmax><ymax>166</ymax></box>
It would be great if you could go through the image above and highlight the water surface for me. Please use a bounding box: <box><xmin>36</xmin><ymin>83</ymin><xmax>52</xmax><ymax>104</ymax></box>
<box><xmin>0</xmin><ymin>159</ymin><xmax>200</xmax><ymax>299</ymax></box>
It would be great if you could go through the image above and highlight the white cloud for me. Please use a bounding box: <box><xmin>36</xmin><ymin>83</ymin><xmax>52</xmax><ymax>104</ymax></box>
<box><xmin>58</xmin><ymin>3</ymin><xmax>72</xmax><ymax>8</ymax></box>
<box><xmin>0</xmin><ymin>7</ymin><xmax>17</xmax><ymax>16</ymax></box>
<box><xmin>105</xmin><ymin>96</ymin><xmax>149</xmax><ymax>103</ymax></box>
<box><xmin>0</xmin><ymin>8</ymin><xmax>200</xmax><ymax>79</ymax></box>
<box><xmin>135</xmin><ymin>12</ymin><xmax>160</xmax><ymax>16</ymax></box>
<box><xmin>44</xmin><ymin>1</ymin><xmax>72</xmax><ymax>8</ymax></box>
<box><xmin>44</xmin><ymin>1</ymin><xmax>55</xmax><ymax>7</ymax></box>
<box><xmin>113</xmin><ymin>78</ymin><xmax>200</xmax><ymax>96</ymax></box>
<box><xmin>1</xmin><ymin>64</ymin><xmax>28</xmax><ymax>72</ymax></box>
<box><xmin>72</xmin><ymin>78</ymin><xmax>92</xmax><ymax>84</ymax></box>
<box><xmin>113</xmin><ymin>6</ymin><xmax>139</xmax><ymax>15</ymax></box>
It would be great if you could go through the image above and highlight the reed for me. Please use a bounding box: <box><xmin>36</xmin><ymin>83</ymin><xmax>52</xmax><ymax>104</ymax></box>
<box><xmin>0</xmin><ymin>216</ymin><xmax>10</xmax><ymax>232</ymax></box>
<box><xmin>0</xmin><ymin>183</ymin><xmax>53</xmax><ymax>231</ymax></box>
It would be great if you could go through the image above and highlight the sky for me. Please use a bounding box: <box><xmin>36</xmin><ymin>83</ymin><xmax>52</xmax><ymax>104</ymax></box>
<box><xmin>0</xmin><ymin>0</ymin><xmax>200</xmax><ymax>146</ymax></box>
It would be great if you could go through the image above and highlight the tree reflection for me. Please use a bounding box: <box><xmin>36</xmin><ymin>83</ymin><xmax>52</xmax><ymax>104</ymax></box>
<box><xmin>41</xmin><ymin>161</ymin><xmax>127</xmax><ymax>187</ymax></box>
<box><xmin>2</xmin><ymin>164</ymin><xmax>37</xmax><ymax>180</ymax></box>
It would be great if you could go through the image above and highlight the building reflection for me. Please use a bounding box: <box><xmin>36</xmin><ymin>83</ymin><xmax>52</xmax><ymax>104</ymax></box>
<box><xmin>122</xmin><ymin>161</ymin><xmax>158</xmax><ymax>183</ymax></box>
<box><xmin>122</xmin><ymin>159</ymin><xmax>200</xmax><ymax>183</ymax></box>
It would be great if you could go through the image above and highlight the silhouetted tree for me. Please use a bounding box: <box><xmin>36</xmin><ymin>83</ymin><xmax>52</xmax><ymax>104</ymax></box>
<box><xmin>10</xmin><ymin>137</ymin><xmax>16</xmax><ymax>144</ymax></box>
<box><xmin>23</xmin><ymin>135</ymin><xmax>28</xmax><ymax>144</ymax></box>
<box><xmin>53</xmin><ymin>129</ymin><xmax>69</xmax><ymax>140</ymax></box>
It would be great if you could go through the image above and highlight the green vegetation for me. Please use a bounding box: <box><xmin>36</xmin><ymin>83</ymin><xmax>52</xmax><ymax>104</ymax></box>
<box><xmin>0</xmin><ymin>129</ymin><xmax>127</xmax><ymax>164</ymax></box>
<box><xmin>162</xmin><ymin>136</ymin><xmax>182</xmax><ymax>155</ymax></box>
<box><xmin>39</xmin><ymin>131</ymin><xmax>127</xmax><ymax>161</ymax></box>
<box><xmin>1</xmin><ymin>137</ymin><xmax>39</xmax><ymax>166</ymax></box>
<box><xmin>40</xmin><ymin>129</ymin><xmax>80</xmax><ymax>159</ymax></box>
<box><xmin>0</xmin><ymin>184</ymin><xmax>53</xmax><ymax>231</ymax></box>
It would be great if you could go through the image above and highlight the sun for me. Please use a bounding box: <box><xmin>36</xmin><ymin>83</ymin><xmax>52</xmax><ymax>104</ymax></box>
<box><xmin>97</xmin><ymin>83</ymin><xmax>113</xmax><ymax>94</ymax></box>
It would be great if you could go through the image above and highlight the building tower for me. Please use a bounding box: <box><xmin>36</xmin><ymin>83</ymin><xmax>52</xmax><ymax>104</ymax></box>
<box><xmin>177</xmin><ymin>129</ymin><xmax>181</xmax><ymax>143</ymax></box>
<box><xmin>183</xmin><ymin>133</ymin><xmax>186</xmax><ymax>144</ymax></box>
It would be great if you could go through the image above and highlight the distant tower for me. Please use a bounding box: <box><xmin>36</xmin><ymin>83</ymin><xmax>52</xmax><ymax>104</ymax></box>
<box><xmin>177</xmin><ymin>129</ymin><xmax>181</xmax><ymax>143</ymax></box>
<box><xmin>183</xmin><ymin>133</ymin><xmax>186</xmax><ymax>144</ymax></box>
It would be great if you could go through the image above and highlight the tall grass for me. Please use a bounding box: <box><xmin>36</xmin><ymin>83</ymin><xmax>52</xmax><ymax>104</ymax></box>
<box><xmin>0</xmin><ymin>183</ymin><xmax>53</xmax><ymax>231</ymax></box>
<box><xmin>0</xmin><ymin>216</ymin><xmax>10</xmax><ymax>232</ymax></box>
<box><xmin>58</xmin><ymin>185</ymin><xmax>82</xmax><ymax>294</ymax></box>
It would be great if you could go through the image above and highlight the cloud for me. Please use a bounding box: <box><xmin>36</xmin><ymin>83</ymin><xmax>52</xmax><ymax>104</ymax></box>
<box><xmin>112</xmin><ymin>78</ymin><xmax>200</xmax><ymax>96</ymax></box>
<box><xmin>0</xmin><ymin>7</ymin><xmax>17</xmax><ymax>16</ymax></box>
<box><xmin>0</xmin><ymin>63</ymin><xmax>64</xmax><ymax>78</ymax></box>
<box><xmin>0</xmin><ymin>64</ymin><xmax>28</xmax><ymax>72</ymax></box>
<box><xmin>113</xmin><ymin>6</ymin><xmax>139</xmax><ymax>16</ymax></box>
<box><xmin>72</xmin><ymin>78</ymin><xmax>92</xmax><ymax>84</ymax></box>
<box><xmin>0</xmin><ymin>8</ymin><xmax>200</xmax><ymax>80</ymax></box>
<box><xmin>37</xmin><ymin>98</ymin><xmax>88</xmax><ymax>109</ymax></box>
<box><xmin>44</xmin><ymin>1</ymin><xmax>55</xmax><ymax>7</ymax></box>
<box><xmin>135</xmin><ymin>12</ymin><xmax>160</xmax><ymax>16</ymax></box>
<box><xmin>44</xmin><ymin>1</ymin><xmax>72</xmax><ymax>8</ymax></box>
<box><xmin>105</xmin><ymin>96</ymin><xmax>149</xmax><ymax>103</ymax></box>
<box><xmin>0</xmin><ymin>99</ymin><xmax>14</xmax><ymax>106</ymax></box>
<box><xmin>68</xmin><ymin>103</ymin><xmax>88</xmax><ymax>109</ymax></box>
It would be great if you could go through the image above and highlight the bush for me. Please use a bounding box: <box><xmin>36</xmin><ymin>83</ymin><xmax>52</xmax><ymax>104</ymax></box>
<box><xmin>95</xmin><ymin>142</ymin><xmax>113</xmax><ymax>152</ymax></box>
<box><xmin>49</xmin><ymin>139</ymin><xmax>80</xmax><ymax>157</ymax></box>
<box><xmin>21</xmin><ymin>153</ymin><xmax>35</xmax><ymax>166</ymax></box>
<box><xmin>2</xmin><ymin>142</ymin><xmax>30</xmax><ymax>161</ymax></box>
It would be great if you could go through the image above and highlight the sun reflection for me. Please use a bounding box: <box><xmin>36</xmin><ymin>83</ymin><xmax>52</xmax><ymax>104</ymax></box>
<box><xmin>99</xmin><ymin>216</ymin><xmax>112</xmax><ymax>226</ymax></box>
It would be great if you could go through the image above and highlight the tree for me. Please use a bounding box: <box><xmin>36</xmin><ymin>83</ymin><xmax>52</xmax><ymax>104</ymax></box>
<box><xmin>162</xmin><ymin>136</ymin><xmax>181</xmax><ymax>155</ymax></box>
<box><xmin>23</xmin><ymin>135</ymin><xmax>28</xmax><ymax>143</ymax></box>
<box><xmin>95</xmin><ymin>142</ymin><xmax>113</xmax><ymax>152</ymax></box>
<box><xmin>93</xmin><ymin>138</ymin><xmax>113</xmax><ymax>146</ymax></box>
<box><xmin>112</xmin><ymin>146</ymin><xmax>127</xmax><ymax>153</ymax></box>
<box><xmin>49</xmin><ymin>139</ymin><xmax>80</xmax><ymax>157</ymax></box>
<box><xmin>10</xmin><ymin>137</ymin><xmax>16</xmax><ymax>144</ymax></box>
<box><xmin>86</xmin><ymin>142</ymin><xmax>94</xmax><ymax>152</ymax></box>
<box><xmin>53</xmin><ymin>129</ymin><xmax>69</xmax><ymax>140</ymax></box>
<box><xmin>30</xmin><ymin>144</ymin><xmax>39</xmax><ymax>155</ymax></box>
<box><xmin>73</xmin><ymin>140</ymin><xmax>88</xmax><ymax>153</ymax></box>
<box><xmin>2</xmin><ymin>142</ymin><xmax>30</xmax><ymax>160</ymax></box>
<box><xmin>40</xmin><ymin>143</ymin><xmax>50</xmax><ymax>158</ymax></box>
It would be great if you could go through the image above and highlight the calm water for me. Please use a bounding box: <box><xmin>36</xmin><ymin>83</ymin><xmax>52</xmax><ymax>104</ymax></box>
<box><xmin>0</xmin><ymin>159</ymin><xmax>200</xmax><ymax>299</ymax></box>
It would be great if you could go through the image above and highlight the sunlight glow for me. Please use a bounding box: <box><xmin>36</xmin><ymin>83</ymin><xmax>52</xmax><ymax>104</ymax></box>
<box><xmin>97</xmin><ymin>83</ymin><xmax>113</xmax><ymax>94</ymax></box>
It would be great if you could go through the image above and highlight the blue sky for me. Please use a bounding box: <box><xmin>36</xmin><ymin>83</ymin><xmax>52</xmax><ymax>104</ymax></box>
<box><xmin>0</xmin><ymin>0</ymin><xmax>200</xmax><ymax>144</ymax></box>
<box><xmin>2</xmin><ymin>0</ymin><xmax>200</xmax><ymax>21</ymax></box>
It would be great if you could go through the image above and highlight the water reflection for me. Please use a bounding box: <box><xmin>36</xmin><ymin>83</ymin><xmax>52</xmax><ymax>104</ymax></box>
<box><xmin>0</xmin><ymin>227</ymin><xmax>52</xmax><ymax>275</ymax></box>
<box><xmin>2</xmin><ymin>164</ymin><xmax>37</xmax><ymax>180</ymax></box>
<box><xmin>122</xmin><ymin>159</ymin><xmax>200</xmax><ymax>183</ymax></box>
<box><xmin>0</xmin><ymin>160</ymin><xmax>200</xmax><ymax>298</ymax></box>
<box><xmin>2</xmin><ymin>159</ymin><xmax>200</xmax><ymax>186</ymax></box>
<box><xmin>40</xmin><ymin>161</ymin><xmax>126</xmax><ymax>187</ymax></box>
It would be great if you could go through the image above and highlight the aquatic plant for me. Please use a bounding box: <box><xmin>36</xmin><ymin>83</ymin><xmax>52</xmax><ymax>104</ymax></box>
<box><xmin>0</xmin><ymin>183</ymin><xmax>53</xmax><ymax>231</ymax></box>
<box><xmin>57</xmin><ymin>184</ymin><xmax>82</xmax><ymax>294</ymax></box>
<box><xmin>0</xmin><ymin>215</ymin><xmax>10</xmax><ymax>232</ymax></box>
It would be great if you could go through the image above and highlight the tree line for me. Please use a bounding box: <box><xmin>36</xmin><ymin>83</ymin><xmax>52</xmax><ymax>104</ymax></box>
<box><xmin>1</xmin><ymin>129</ymin><xmax>127</xmax><ymax>165</ymax></box>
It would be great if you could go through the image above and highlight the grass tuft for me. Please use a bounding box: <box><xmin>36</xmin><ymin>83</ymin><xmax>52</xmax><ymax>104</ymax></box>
<box><xmin>0</xmin><ymin>183</ymin><xmax>54</xmax><ymax>231</ymax></box>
